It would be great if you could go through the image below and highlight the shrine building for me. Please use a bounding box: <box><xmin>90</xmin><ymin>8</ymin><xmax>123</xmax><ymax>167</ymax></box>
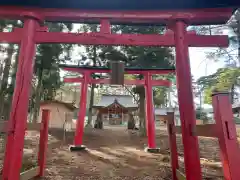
<box><xmin>93</xmin><ymin>94</ymin><xmax>138</xmax><ymax>125</ymax></box>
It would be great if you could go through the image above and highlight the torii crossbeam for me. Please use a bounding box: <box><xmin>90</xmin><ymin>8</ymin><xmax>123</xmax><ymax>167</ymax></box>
<box><xmin>61</xmin><ymin>65</ymin><xmax>174</xmax><ymax>151</ymax></box>
<box><xmin>0</xmin><ymin>4</ymin><xmax>237</xmax><ymax>180</ymax></box>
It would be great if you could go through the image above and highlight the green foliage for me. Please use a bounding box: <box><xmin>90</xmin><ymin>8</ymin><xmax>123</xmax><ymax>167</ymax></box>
<box><xmin>197</xmin><ymin>67</ymin><xmax>240</xmax><ymax>104</ymax></box>
<box><xmin>116</xmin><ymin>25</ymin><xmax>174</xmax><ymax>107</ymax></box>
<box><xmin>34</xmin><ymin>22</ymin><xmax>73</xmax><ymax>101</ymax></box>
<box><xmin>153</xmin><ymin>87</ymin><xmax>168</xmax><ymax>106</ymax></box>
<box><xmin>195</xmin><ymin>108</ymin><xmax>209</xmax><ymax>122</ymax></box>
<box><xmin>0</xmin><ymin>20</ymin><xmax>22</xmax><ymax>118</ymax></box>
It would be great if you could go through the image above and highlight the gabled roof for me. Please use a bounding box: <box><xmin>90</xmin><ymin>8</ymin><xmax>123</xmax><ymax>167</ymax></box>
<box><xmin>106</xmin><ymin>100</ymin><xmax>126</xmax><ymax>109</ymax></box>
<box><xmin>94</xmin><ymin>94</ymin><xmax>138</xmax><ymax>108</ymax></box>
<box><xmin>40</xmin><ymin>100</ymin><xmax>77</xmax><ymax>111</ymax></box>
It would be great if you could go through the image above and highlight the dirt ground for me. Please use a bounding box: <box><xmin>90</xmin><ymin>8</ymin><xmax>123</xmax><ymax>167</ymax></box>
<box><xmin>1</xmin><ymin>125</ymin><xmax>239</xmax><ymax>179</ymax></box>
<box><xmin>43</xmin><ymin>126</ymin><xmax>227</xmax><ymax>180</ymax></box>
<box><xmin>43</xmin><ymin>127</ymin><xmax>172</xmax><ymax>180</ymax></box>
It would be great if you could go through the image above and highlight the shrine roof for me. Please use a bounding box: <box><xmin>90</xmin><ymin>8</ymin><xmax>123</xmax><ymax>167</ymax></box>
<box><xmin>40</xmin><ymin>100</ymin><xmax>77</xmax><ymax>111</ymax></box>
<box><xmin>94</xmin><ymin>94</ymin><xmax>138</xmax><ymax>108</ymax></box>
<box><xmin>0</xmin><ymin>0</ymin><xmax>238</xmax><ymax>11</ymax></box>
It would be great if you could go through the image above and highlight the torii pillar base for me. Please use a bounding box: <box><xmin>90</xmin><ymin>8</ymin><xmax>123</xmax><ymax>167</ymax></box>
<box><xmin>69</xmin><ymin>145</ymin><xmax>87</xmax><ymax>152</ymax></box>
<box><xmin>144</xmin><ymin>147</ymin><xmax>162</xmax><ymax>154</ymax></box>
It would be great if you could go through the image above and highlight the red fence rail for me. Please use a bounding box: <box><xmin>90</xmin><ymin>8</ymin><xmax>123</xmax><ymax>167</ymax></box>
<box><xmin>2</xmin><ymin>110</ymin><xmax>50</xmax><ymax>180</ymax></box>
<box><xmin>167</xmin><ymin>92</ymin><xmax>240</xmax><ymax>180</ymax></box>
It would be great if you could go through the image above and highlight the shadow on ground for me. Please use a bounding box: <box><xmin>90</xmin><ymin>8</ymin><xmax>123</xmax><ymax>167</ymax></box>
<box><xmin>38</xmin><ymin>126</ymin><xmax>227</xmax><ymax>179</ymax></box>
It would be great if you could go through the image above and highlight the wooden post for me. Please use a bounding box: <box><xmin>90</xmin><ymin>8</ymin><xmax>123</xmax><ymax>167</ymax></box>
<box><xmin>174</xmin><ymin>21</ymin><xmax>202</xmax><ymax>180</ymax></box>
<box><xmin>145</xmin><ymin>72</ymin><xmax>156</xmax><ymax>148</ymax></box>
<box><xmin>212</xmin><ymin>92</ymin><xmax>240</xmax><ymax>180</ymax></box>
<box><xmin>4</xmin><ymin>16</ymin><xmax>40</xmax><ymax>180</ymax></box>
<box><xmin>167</xmin><ymin>111</ymin><xmax>179</xmax><ymax>180</ymax></box>
<box><xmin>74</xmin><ymin>72</ymin><xmax>89</xmax><ymax>146</ymax></box>
<box><xmin>38</xmin><ymin>109</ymin><xmax>50</xmax><ymax>177</ymax></box>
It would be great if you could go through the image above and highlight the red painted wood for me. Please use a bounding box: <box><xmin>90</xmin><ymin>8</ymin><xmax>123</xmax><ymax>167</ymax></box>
<box><xmin>2</xmin><ymin>129</ymin><xmax>14</xmax><ymax>179</ymax></box>
<box><xmin>34</xmin><ymin>31</ymin><xmax>228</xmax><ymax>47</ymax></box>
<box><xmin>212</xmin><ymin>92</ymin><xmax>240</xmax><ymax>180</ymax></box>
<box><xmin>0</xmin><ymin>7</ymin><xmax>232</xmax><ymax>24</ymax></box>
<box><xmin>38</xmin><ymin>109</ymin><xmax>50</xmax><ymax>177</ymax></box>
<box><xmin>64</xmin><ymin>77</ymin><xmax>171</xmax><ymax>87</ymax></box>
<box><xmin>167</xmin><ymin>112</ymin><xmax>179</xmax><ymax>180</ymax></box>
<box><xmin>92</xmin><ymin>78</ymin><xmax>146</xmax><ymax>85</ymax></box>
<box><xmin>174</xmin><ymin>21</ymin><xmax>202</xmax><ymax>180</ymax></box>
<box><xmin>74</xmin><ymin>72</ymin><xmax>89</xmax><ymax>145</ymax></box>
<box><xmin>4</xmin><ymin>18</ymin><xmax>39</xmax><ymax>180</ymax></box>
<box><xmin>145</xmin><ymin>73</ymin><xmax>156</xmax><ymax>148</ymax></box>
<box><xmin>98</xmin><ymin>108</ymin><xmax>129</xmax><ymax>114</ymax></box>
<box><xmin>0</xmin><ymin>31</ymin><xmax>22</xmax><ymax>43</ymax></box>
<box><xmin>0</xmin><ymin>6</ymin><xmax>233</xmax><ymax>180</ymax></box>
<box><xmin>187</xmin><ymin>34</ymin><xmax>228</xmax><ymax>47</ymax></box>
<box><xmin>100</xmin><ymin>19</ymin><xmax>111</xmax><ymax>34</ymax></box>
<box><xmin>63</xmin><ymin>67</ymin><xmax>175</xmax><ymax>75</ymax></box>
<box><xmin>0</xmin><ymin>29</ymin><xmax>229</xmax><ymax>47</ymax></box>
<box><xmin>35</xmin><ymin>32</ymin><xmax>174</xmax><ymax>46</ymax></box>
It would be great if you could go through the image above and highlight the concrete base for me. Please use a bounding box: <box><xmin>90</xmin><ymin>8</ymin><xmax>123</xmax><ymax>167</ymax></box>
<box><xmin>69</xmin><ymin>145</ymin><xmax>86</xmax><ymax>152</ymax></box>
<box><xmin>144</xmin><ymin>147</ymin><xmax>162</xmax><ymax>154</ymax></box>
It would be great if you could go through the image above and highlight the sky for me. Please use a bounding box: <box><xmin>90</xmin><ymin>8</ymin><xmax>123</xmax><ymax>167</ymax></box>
<box><xmin>189</xmin><ymin>47</ymin><xmax>225</xmax><ymax>80</ymax></box>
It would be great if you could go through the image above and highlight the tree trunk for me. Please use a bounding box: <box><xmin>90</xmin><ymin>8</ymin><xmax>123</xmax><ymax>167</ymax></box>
<box><xmin>0</xmin><ymin>64</ymin><xmax>4</xmax><ymax>89</ymax></box>
<box><xmin>231</xmin><ymin>84</ymin><xmax>235</xmax><ymax>104</ymax></box>
<box><xmin>86</xmin><ymin>84</ymin><xmax>95</xmax><ymax>127</ymax></box>
<box><xmin>32</xmin><ymin>69</ymin><xmax>43</xmax><ymax>123</ymax></box>
<box><xmin>94</xmin><ymin>112</ymin><xmax>103</xmax><ymax>129</ymax></box>
<box><xmin>0</xmin><ymin>44</ymin><xmax>14</xmax><ymax>118</ymax></box>
<box><xmin>127</xmin><ymin>112</ymin><xmax>136</xmax><ymax>129</ymax></box>
<box><xmin>138</xmin><ymin>87</ymin><xmax>146</xmax><ymax>136</ymax></box>
<box><xmin>4</xmin><ymin>49</ymin><xmax>19</xmax><ymax>120</ymax></box>
<box><xmin>86</xmin><ymin>46</ymin><xmax>97</xmax><ymax>127</ymax></box>
<box><xmin>237</xmin><ymin>19</ymin><xmax>240</xmax><ymax>66</ymax></box>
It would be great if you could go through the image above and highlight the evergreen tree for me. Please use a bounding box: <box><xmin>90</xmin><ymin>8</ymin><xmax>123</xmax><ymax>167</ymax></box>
<box><xmin>197</xmin><ymin>67</ymin><xmax>240</xmax><ymax>104</ymax></box>
<box><xmin>31</xmin><ymin>22</ymin><xmax>73</xmax><ymax>122</ymax></box>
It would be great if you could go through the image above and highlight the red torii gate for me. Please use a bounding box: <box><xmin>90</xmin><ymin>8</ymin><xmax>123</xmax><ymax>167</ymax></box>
<box><xmin>0</xmin><ymin>6</ymin><xmax>237</xmax><ymax>180</ymax></box>
<box><xmin>61</xmin><ymin>65</ymin><xmax>174</xmax><ymax>150</ymax></box>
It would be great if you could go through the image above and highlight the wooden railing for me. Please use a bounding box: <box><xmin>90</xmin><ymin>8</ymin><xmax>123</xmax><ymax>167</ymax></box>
<box><xmin>167</xmin><ymin>92</ymin><xmax>240</xmax><ymax>180</ymax></box>
<box><xmin>0</xmin><ymin>110</ymin><xmax>59</xmax><ymax>180</ymax></box>
<box><xmin>175</xmin><ymin>124</ymin><xmax>218</xmax><ymax>137</ymax></box>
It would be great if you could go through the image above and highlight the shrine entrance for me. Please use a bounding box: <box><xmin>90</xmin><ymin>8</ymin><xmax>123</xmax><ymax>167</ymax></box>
<box><xmin>0</xmin><ymin>4</ymin><xmax>238</xmax><ymax>180</ymax></box>
<box><xmin>107</xmin><ymin>101</ymin><xmax>124</xmax><ymax>125</ymax></box>
<box><xmin>93</xmin><ymin>96</ymin><xmax>137</xmax><ymax>126</ymax></box>
<box><xmin>105</xmin><ymin>99</ymin><xmax>127</xmax><ymax>125</ymax></box>
<box><xmin>62</xmin><ymin>65</ymin><xmax>173</xmax><ymax>141</ymax></box>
